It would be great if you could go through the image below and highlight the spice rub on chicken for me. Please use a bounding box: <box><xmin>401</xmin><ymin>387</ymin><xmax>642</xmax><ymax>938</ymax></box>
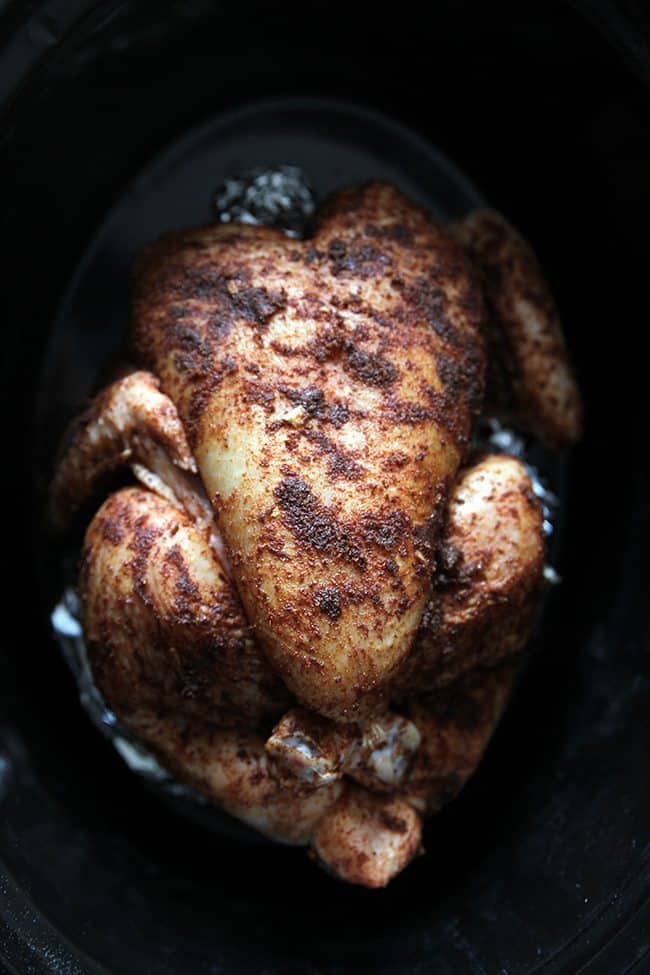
<box><xmin>51</xmin><ymin>181</ymin><xmax>580</xmax><ymax>887</ymax></box>
<box><xmin>131</xmin><ymin>183</ymin><xmax>486</xmax><ymax>721</ymax></box>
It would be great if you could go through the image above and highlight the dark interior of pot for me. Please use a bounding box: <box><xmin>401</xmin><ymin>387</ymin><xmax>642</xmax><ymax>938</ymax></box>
<box><xmin>1</xmin><ymin>2</ymin><xmax>649</xmax><ymax>972</ymax></box>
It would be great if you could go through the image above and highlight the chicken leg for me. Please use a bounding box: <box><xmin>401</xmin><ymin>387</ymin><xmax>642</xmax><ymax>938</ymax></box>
<box><xmin>395</xmin><ymin>451</ymin><xmax>545</xmax><ymax>695</ymax></box>
<box><xmin>81</xmin><ymin>486</ymin><xmax>288</xmax><ymax>727</ymax></box>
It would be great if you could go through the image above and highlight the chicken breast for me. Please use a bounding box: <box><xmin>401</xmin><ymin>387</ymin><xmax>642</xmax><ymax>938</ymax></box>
<box><xmin>133</xmin><ymin>182</ymin><xmax>485</xmax><ymax>721</ymax></box>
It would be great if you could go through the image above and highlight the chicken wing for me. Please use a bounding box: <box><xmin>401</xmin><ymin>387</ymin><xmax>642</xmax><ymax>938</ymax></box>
<box><xmin>49</xmin><ymin>370</ymin><xmax>223</xmax><ymax>562</ymax></box>
<box><xmin>452</xmin><ymin>210</ymin><xmax>582</xmax><ymax>447</ymax></box>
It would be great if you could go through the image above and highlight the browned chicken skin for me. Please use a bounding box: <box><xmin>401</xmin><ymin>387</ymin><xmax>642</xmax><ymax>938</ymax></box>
<box><xmin>395</xmin><ymin>452</ymin><xmax>545</xmax><ymax>695</ymax></box>
<box><xmin>452</xmin><ymin>210</ymin><xmax>582</xmax><ymax>448</ymax></box>
<box><xmin>132</xmin><ymin>183</ymin><xmax>486</xmax><ymax>721</ymax></box>
<box><xmin>80</xmin><ymin>487</ymin><xmax>288</xmax><ymax>728</ymax></box>
<box><xmin>51</xmin><ymin>181</ymin><xmax>580</xmax><ymax>887</ymax></box>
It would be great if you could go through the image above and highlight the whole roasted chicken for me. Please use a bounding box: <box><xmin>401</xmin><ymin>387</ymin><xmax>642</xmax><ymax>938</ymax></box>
<box><xmin>50</xmin><ymin>182</ymin><xmax>580</xmax><ymax>887</ymax></box>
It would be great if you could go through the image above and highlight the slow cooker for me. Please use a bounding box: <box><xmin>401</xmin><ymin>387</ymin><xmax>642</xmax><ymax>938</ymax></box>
<box><xmin>1</xmin><ymin>2</ymin><xmax>649</xmax><ymax>971</ymax></box>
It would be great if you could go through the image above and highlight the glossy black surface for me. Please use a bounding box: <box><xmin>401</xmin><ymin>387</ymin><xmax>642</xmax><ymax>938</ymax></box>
<box><xmin>1</xmin><ymin>2</ymin><xmax>649</xmax><ymax>973</ymax></box>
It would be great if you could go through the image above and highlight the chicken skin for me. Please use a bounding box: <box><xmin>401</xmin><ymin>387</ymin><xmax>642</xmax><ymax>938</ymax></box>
<box><xmin>395</xmin><ymin>452</ymin><xmax>545</xmax><ymax>695</ymax></box>
<box><xmin>452</xmin><ymin>210</ymin><xmax>582</xmax><ymax>448</ymax></box>
<box><xmin>51</xmin><ymin>181</ymin><xmax>580</xmax><ymax>887</ymax></box>
<box><xmin>80</xmin><ymin>487</ymin><xmax>288</xmax><ymax>728</ymax></box>
<box><xmin>132</xmin><ymin>183</ymin><xmax>485</xmax><ymax>721</ymax></box>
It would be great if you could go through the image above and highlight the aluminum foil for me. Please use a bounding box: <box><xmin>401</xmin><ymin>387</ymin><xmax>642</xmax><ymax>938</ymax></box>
<box><xmin>212</xmin><ymin>165</ymin><xmax>316</xmax><ymax>238</ymax></box>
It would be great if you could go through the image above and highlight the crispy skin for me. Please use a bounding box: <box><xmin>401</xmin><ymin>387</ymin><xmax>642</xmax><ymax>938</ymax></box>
<box><xmin>133</xmin><ymin>182</ymin><xmax>485</xmax><ymax>721</ymax></box>
<box><xmin>80</xmin><ymin>487</ymin><xmax>289</xmax><ymax>728</ymax></box>
<box><xmin>452</xmin><ymin>210</ymin><xmax>582</xmax><ymax>448</ymax></box>
<box><xmin>396</xmin><ymin>453</ymin><xmax>544</xmax><ymax>695</ymax></box>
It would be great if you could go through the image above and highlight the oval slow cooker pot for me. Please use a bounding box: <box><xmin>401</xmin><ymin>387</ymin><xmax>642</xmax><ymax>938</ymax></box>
<box><xmin>1</xmin><ymin>2</ymin><xmax>649</xmax><ymax>972</ymax></box>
